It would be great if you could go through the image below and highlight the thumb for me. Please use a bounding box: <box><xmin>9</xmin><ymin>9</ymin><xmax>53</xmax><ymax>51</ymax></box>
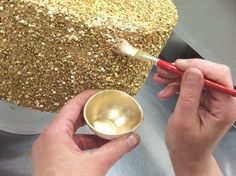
<box><xmin>175</xmin><ymin>68</ymin><xmax>204</xmax><ymax>119</ymax></box>
<box><xmin>94</xmin><ymin>133</ymin><xmax>140</xmax><ymax>170</ymax></box>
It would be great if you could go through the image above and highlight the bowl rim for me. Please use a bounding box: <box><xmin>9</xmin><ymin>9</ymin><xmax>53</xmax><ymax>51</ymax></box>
<box><xmin>83</xmin><ymin>89</ymin><xmax>143</xmax><ymax>136</ymax></box>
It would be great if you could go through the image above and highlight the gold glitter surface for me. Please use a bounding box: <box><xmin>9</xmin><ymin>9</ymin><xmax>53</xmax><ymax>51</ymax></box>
<box><xmin>0</xmin><ymin>0</ymin><xmax>178</xmax><ymax>112</ymax></box>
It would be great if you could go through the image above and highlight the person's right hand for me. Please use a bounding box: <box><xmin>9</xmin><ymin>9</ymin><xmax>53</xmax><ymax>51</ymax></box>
<box><xmin>153</xmin><ymin>59</ymin><xmax>236</xmax><ymax>176</ymax></box>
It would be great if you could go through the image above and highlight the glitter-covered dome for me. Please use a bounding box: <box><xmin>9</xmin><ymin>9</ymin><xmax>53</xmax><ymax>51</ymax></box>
<box><xmin>0</xmin><ymin>0</ymin><xmax>178</xmax><ymax>112</ymax></box>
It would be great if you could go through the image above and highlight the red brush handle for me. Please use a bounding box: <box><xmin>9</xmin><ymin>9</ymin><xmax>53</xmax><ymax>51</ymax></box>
<box><xmin>157</xmin><ymin>60</ymin><xmax>236</xmax><ymax>97</ymax></box>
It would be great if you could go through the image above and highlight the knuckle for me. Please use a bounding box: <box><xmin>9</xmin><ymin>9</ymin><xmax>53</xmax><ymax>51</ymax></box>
<box><xmin>220</xmin><ymin>64</ymin><xmax>231</xmax><ymax>75</ymax></box>
<box><xmin>191</xmin><ymin>59</ymin><xmax>200</xmax><ymax>65</ymax></box>
<box><xmin>179</xmin><ymin>94</ymin><xmax>198</xmax><ymax>105</ymax></box>
<box><xmin>172</xmin><ymin>117</ymin><xmax>191</xmax><ymax>132</ymax></box>
<box><xmin>192</xmin><ymin>59</ymin><xmax>204</xmax><ymax>67</ymax></box>
<box><xmin>112</xmin><ymin>142</ymin><xmax>124</xmax><ymax>160</ymax></box>
<box><xmin>191</xmin><ymin>59</ymin><xmax>209</xmax><ymax>74</ymax></box>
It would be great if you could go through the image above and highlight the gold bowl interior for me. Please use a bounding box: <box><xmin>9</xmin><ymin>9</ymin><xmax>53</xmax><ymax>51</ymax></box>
<box><xmin>84</xmin><ymin>90</ymin><xmax>143</xmax><ymax>139</ymax></box>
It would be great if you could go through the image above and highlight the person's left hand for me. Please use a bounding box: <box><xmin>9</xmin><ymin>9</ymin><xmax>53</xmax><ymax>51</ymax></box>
<box><xmin>32</xmin><ymin>90</ymin><xmax>140</xmax><ymax>176</ymax></box>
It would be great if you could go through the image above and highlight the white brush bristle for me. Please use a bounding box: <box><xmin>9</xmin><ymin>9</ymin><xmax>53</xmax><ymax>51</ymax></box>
<box><xmin>118</xmin><ymin>40</ymin><xmax>139</xmax><ymax>57</ymax></box>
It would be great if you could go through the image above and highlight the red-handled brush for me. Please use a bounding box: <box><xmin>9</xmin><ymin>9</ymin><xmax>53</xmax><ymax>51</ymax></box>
<box><xmin>117</xmin><ymin>40</ymin><xmax>236</xmax><ymax>97</ymax></box>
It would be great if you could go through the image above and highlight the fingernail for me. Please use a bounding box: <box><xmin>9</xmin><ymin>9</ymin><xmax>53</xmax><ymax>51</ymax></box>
<box><xmin>158</xmin><ymin>89</ymin><xmax>166</xmax><ymax>95</ymax></box>
<box><xmin>126</xmin><ymin>134</ymin><xmax>139</xmax><ymax>147</ymax></box>
<box><xmin>186</xmin><ymin>72</ymin><xmax>200</xmax><ymax>83</ymax></box>
<box><xmin>158</xmin><ymin>89</ymin><xmax>167</xmax><ymax>99</ymax></box>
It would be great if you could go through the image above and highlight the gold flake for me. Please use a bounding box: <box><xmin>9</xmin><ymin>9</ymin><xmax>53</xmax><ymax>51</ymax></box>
<box><xmin>0</xmin><ymin>0</ymin><xmax>178</xmax><ymax>112</ymax></box>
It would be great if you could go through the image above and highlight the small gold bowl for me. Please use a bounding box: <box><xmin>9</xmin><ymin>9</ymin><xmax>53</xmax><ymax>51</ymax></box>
<box><xmin>83</xmin><ymin>90</ymin><xmax>143</xmax><ymax>140</ymax></box>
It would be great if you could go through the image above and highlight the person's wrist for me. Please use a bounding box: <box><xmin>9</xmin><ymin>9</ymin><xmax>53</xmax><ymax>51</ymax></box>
<box><xmin>170</xmin><ymin>154</ymin><xmax>223</xmax><ymax>176</ymax></box>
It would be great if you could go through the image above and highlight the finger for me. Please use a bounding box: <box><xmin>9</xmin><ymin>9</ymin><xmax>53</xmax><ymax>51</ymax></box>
<box><xmin>157</xmin><ymin>66</ymin><xmax>179</xmax><ymax>79</ymax></box>
<box><xmin>153</xmin><ymin>73</ymin><xmax>180</xmax><ymax>85</ymax></box>
<box><xmin>49</xmin><ymin>90</ymin><xmax>97</xmax><ymax>135</ymax></box>
<box><xmin>199</xmin><ymin>89</ymin><xmax>208</xmax><ymax>107</ymax></box>
<box><xmin>175</xmin><ymin>68</ymin><xmax>204</xmax><ymax>120</ymax></box>
<box><xmin>94</xmin><ymin>133</ymin><xmax>140</xmax><ymax>170</ymax></box>
<box><xmin>176</xmin><ymin>59</ymin><xmax>234</xmax><ymax>88</ymax></box>
<box><xmin>157</xmin><ymin>82</ymin><xmax>180</xmax><ymax>100</ymax></box>
<box><xmin>73</xmin><ymin>134</ymin><xmax>108</xmax><ymax>151</ymax></box>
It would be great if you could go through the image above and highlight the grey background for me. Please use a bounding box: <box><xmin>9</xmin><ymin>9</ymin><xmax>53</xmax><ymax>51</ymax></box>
<box><xmin>174</xmin><ymin>0</ymin><xmax>236</xmax><ymax>83</ymax></box>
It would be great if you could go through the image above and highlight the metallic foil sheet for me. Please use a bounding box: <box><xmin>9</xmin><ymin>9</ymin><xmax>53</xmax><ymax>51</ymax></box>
<box><xmin>0</xmin><ymin>0</ymin><xmax>178</xmax><ymax>112</ymax></box>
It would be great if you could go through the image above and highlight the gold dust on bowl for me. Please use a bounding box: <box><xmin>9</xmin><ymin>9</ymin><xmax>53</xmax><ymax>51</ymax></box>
<box><xmin>83</xmin><ymin>90</ymin><xmax>143</xmax><ymax>140</ymax></box>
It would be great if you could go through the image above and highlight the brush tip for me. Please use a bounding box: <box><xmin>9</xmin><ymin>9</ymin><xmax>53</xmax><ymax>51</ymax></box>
<box><xmin>117</xmin><ymin>39</ymin><xmax>139</xmax><ymax>57</ymax></box>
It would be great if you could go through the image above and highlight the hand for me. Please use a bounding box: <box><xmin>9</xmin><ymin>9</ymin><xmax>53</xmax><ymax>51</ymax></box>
<box><xmin>153</xmin><ymin>59</ymin><xmax>236</xmax><ymax>176</ymax></box>
<box><xmin>32</xmin><ymin>90</ymin><xmax>140</xmax><ymax>176</ymax></box>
